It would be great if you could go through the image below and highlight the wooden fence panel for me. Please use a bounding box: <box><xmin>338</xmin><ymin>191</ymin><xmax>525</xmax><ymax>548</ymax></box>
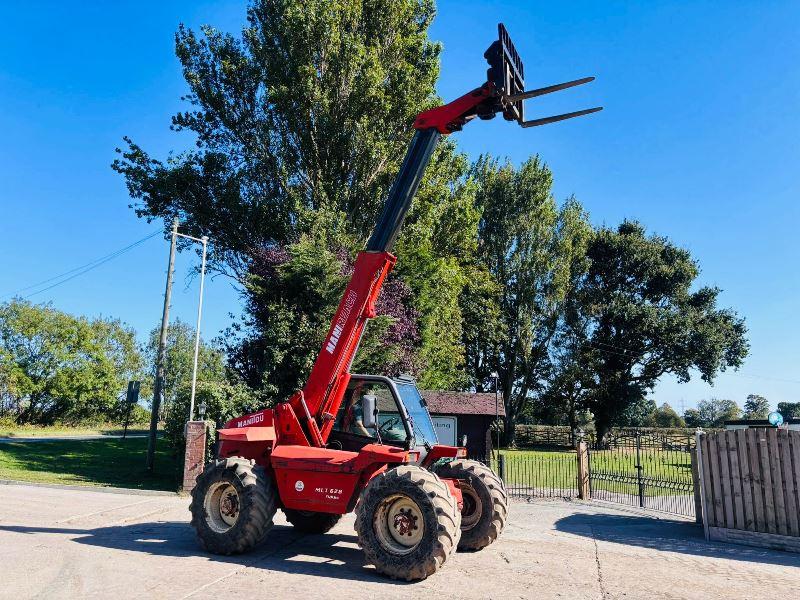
<box><xmin>698</xmin><ymin>429</ymin><xmax>800</xmax><ymax>550</ymax></box>
<box><xmin>708</xmin><ymin>434</ymin><xmax>725</xmax><ymax>527</ymax></box>
<box><xmin>717</xmin><ymin>433</ymin><xmax>735</xmax><ymax>528</ymax></box>
<box><xmin>745</xmin><ymin>429</ymin><xmax>765</xmax><ymax>533</ymax></box>
<box><xmin>758</xmin><ymin>430</ymin><xmax>777</xmax><ymax>534</ymax></box>
<box><xmin>767</xmin><ymin>428</ymin><xmax>788</xmax><ymax>536</ymax></box>
<box><xmin>779</xmin><ymin>430</ymin><xmax>799</xmax><ymax>537</ymax></box>
<box><xmin>700</xmin><ymin>434</ymin><xmax>716</xmax><ymax>527</ymax></box>
<box><xmin>726</xmin><ymin>431</ymin><xmax>744</xmax><ymax>530</ymax></box>
<box><xmin>735</xmin><ymin>429</ymin><xmax>755</xmax><ymax>531</ymax></box>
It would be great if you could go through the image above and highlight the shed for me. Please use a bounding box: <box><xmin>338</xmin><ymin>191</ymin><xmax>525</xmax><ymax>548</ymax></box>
<box><xmin>724</xmin><ymin>418</ymin><xmax>800</xmax><ymax>431</ymax></box>
<box><xmin>421</xmin><ymin>391</ymin><xmax>505</xmax><ymax>460</ymax></box>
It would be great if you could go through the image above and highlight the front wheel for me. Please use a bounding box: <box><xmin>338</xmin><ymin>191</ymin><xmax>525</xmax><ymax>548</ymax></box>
<box><xmin>355</xmin><ymin>465</ymin><xmax>461</xmax><ymax>581</ymax></box>
<box><xmin>435</xmin><ymin>459</ymin><xmax>507</xmax><ymax>551</ymax></box>
<box><xmin>190</xmin><ymin>458</ymin><xmax>277</xmax><ymax>555</ymax></box>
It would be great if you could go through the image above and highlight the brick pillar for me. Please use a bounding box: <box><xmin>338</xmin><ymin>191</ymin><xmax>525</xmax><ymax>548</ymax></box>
<box><xmin>183</xmin><ymin>421</ymin><xmax>207</xmax><ymax>493</ymax></box>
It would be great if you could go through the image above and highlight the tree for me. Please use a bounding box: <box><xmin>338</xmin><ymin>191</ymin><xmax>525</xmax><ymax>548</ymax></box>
<box><xmin>777</xmin><ymin>401</ymin><xmax>800</xmax><ymax>419</ymax></box>
<box><xmin>114</xmin><ymin>0</ymin><xmax>477</xmax><ymax>397</ymax></box>
<box><xmin>618</xmin><ymin>397</ymin><xmax>657</xmax><ymax>427</ymax></box>
<box><xmin>146</xmin><ymin>319</ymin><xmax>225</xmax><ymax>417</ymax></box>
<box><xmin>696</xmin><ymin>398</ymin><xmax>741</xmax><ymax>428</ymax></box>
<box><xmin>462</xmin><ymin>156</ymin><xmax>592</xmax><ymax>445</ymax></box>
<box><xmin>743</xmin><ymin>394</ymin><xmax>769</xmax><ymax>419</ymax></box>
<box><xmin>569</xmin><ymin>221</ymin><xmax>748</xmax><ymax>440</ymax></box>
<box><xmin>0</xmin><ymin>300</ymin><xmax>143</xmax><ymax>424</ymax></box>
<box><xmin>650</xmin><ymin>402</ymin><xmax>685</xmax><ymax>428</ymax></box>
<box><xmin>683</xmin><ymin>408</ymin><xmax>702</xmax><ymax>428</ymax></box>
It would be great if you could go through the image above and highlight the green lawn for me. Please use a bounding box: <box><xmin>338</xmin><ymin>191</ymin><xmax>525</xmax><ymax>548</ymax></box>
<box><xmin>0</xmin><ymin>425</ymin><xmax>151</xmax><ymax>438</ymax></box>
<box><xmin>0</xmin><ymin>437</ymin><xmax>180</xmax><ymax>492</ymax></box>
<box><xmin>492</xmin><ymin>447</ymin><xmax>693</xmax><ymax>497</ymax></box>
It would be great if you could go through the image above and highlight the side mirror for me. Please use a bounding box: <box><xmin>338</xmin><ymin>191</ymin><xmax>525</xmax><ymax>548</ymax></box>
<box><xmin>361</xmin><ymin>395</ymin><xmax>378</xmax><ymax>429</ymax></box>
<box><xmin>461</xmin><ymin>434</ymin><xmax>468</xmax><ymax>447</ymax></box>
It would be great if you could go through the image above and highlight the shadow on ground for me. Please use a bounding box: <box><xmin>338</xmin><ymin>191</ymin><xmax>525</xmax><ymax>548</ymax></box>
<box><xmin>0</xmin><ymin>522</ymin><xmax>410</xmax><ymax>585</ymax></box>
<box><xmin>555</xmin><ymin>511</ymin><xmax>800</xmax><ymax>568</ymax></box>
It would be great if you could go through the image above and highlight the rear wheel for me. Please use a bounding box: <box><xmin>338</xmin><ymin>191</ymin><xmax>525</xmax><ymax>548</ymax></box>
<box><xmin>355</xmin><ymin>465</ymin><xmax>461</xmax><ymax>581</ymax></box>
<box><xmin>282</xmin><ymin>508</ymin><xmax>342</xmax><ymax>534</ymax></box>
<box><xmin>435</xmin><ymin>459</ymin><xmax>507</xmax><ymax>551</ymax></box>
<box><xmin>190</xmin><ymin>458</ymin><xmax>277</xmax><ymax>555</ymax></box>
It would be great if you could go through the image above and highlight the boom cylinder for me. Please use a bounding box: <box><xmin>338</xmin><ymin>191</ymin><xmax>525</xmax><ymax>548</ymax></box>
<box><xmin>366</xmin><ymin>128</ymin><xmax>441</xmax><ymax>253</ymax></box>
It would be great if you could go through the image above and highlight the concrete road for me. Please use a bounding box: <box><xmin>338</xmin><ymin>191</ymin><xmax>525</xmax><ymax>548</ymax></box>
<box><xmin>0</xmin><ymin>482</ymin><xmax>798</xmax><ymax>599</ymax></box>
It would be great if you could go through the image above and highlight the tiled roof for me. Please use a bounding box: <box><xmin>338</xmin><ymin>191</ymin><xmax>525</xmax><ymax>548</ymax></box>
<box><xmin>421</xmin><ymin>390</ymin><xmax>505</xmax><ymax>417</ymax></box>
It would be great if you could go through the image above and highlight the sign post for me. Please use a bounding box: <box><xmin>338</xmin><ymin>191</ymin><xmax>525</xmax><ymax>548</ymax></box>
<box><xmin>123</xmin><ymin>380</ymin><xmax>141</xmax><ymax>439</ymax></box>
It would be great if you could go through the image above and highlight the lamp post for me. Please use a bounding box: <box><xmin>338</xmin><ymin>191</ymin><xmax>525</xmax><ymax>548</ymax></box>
<box><xmin>173</xmin><ymin>231</ymin><xmax>209</xmax><ymax>422</ymax></box>
<box><xmin>491</xmin><ymin>371</ymin><xmax>500</xmax><ymax>459</ymax></box>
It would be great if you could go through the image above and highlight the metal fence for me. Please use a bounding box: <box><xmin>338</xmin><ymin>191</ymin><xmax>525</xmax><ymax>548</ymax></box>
<box><xmin>588</xmin><ymin>430</ymin><xmax>696</xmax><ymax>518</ymax></box>
<box><xmin>470</xmin><ymin>429</ymin><xmax>698</xmax><ymax>519</ymax></box>
<box><xmin>486</xmin><ymin>451</ymin><xmax>580</xmax><ymax>499</ymax></box>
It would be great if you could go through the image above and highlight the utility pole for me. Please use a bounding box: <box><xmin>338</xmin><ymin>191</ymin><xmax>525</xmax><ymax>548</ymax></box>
<box><xmin>188</xmin><ymin>236</ymin><xmax>208</xmax><ymax>422</ymax></box>
<box><xmin>146</xmin><ymin>218</ymin><xmax>178</xmax><ymax>472</ymax></box>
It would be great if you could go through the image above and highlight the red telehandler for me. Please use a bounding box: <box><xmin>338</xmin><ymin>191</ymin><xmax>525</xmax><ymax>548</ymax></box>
<box><xmin>190</xmin><ymin>23</ymin><xmax>600</xmax><ymax>581</ymax></box>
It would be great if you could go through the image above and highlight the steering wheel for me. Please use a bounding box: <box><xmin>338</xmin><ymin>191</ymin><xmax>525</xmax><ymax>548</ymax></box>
<box><xmin>378</xmin><ymin>416</ymin><xmax>401</xmax><ymax>435</ymax></box>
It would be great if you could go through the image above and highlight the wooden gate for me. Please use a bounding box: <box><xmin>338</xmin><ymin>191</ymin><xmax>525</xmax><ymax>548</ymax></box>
<box><xmin>696</xmin><ymin>428</ymin><xmax>800</xmax><ymax>552</ymax></box>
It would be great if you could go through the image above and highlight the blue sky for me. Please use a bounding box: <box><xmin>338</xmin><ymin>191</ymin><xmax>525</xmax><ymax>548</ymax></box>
<box><xmin>1</xmin><ymin>1</ymin><xmax>798</xmax><ymax>411</ymax></box>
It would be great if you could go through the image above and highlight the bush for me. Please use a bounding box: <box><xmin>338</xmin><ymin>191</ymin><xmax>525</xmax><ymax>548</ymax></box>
<box><xmin>164</xmin><ymin>380</ymin><xmax>262</xmax><ymax>458</ymax></box>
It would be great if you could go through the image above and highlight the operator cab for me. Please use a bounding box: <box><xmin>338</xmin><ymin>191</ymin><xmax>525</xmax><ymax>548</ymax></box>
<box><xmin>328</xmin><ymin>374</ymin><xmax>438</xmax><ymax>462</ymax></box>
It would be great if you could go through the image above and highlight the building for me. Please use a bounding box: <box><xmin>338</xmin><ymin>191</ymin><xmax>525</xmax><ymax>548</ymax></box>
<box><xmin>421</xmin><ymin>390</ymin><xmax>505</xmax><ymax>459</ymax></box>
<box><xmin>724</xmin><ymin>418</ymin><xmax>800</xmax><ymax>431</ymax></box>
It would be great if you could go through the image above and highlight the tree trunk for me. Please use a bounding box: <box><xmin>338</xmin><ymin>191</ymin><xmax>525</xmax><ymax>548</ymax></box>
<box><xmin>503</xmin><ymin>402</ymin><xmax>516</xmax><ymax>448</ymax></box>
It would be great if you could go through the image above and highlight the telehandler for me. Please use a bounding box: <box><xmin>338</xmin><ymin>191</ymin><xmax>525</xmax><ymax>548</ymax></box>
<box><xmin>191</xmin><ymin>23</ymin><xmax>600</xmax><ymax>581</ymax></box>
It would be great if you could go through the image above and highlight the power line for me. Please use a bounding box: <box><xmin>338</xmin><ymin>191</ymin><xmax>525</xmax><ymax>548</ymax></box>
<box><xmin>1</xmin><ymin>231</ymin><xmax>162</xmax><ymax>301</ymax></box>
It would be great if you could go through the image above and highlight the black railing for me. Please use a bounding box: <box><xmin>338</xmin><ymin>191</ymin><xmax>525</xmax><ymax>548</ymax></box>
<box><xmin>588</xmin><ymin>430</ymin><xmax>695</xmax><ymax>517</ymax></box>
<box><xmin>472</xmin><ymin>450</ymin><xmax>580</xmax><ymax>500</ymax></box>
<box><xmin>467</xmin><ymin>428</ymin><xmax>697</xmax><ymax>519</ymax></box>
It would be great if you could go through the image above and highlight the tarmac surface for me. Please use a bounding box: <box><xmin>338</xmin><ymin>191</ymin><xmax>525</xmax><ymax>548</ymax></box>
<box><xmin>0</xmin><ymin>481</ymin><xmax>798</xmax><ymax>599</ymax></box>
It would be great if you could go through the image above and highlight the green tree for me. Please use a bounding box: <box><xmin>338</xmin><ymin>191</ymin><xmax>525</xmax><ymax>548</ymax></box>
<box><xmin>650</xmin><ymin>402</ymin><xmax>685</xmax><ymax>428</ymax></box>
<box><xmin>570</xmin><ymin>221</ymin><xmax>748</xmax><ymax>440</ymax></box>
<box><xmin>683</xmin><ymin>408</ymin><xmax>702</xmax><ymax>428</ymax></box>
<box><xmin>0</xmin><ymin>300</ymin><xmax>143</xmax><ymax>424</ymax></box>
<box><xmin>146</xmin><ymin>319</ymin><xmax>226</xmax><ymax>417</ymax></box>
<box><xmin>463</xmin><ymin>156</ymin><xmax>592</xmax><ymax>445</ymax></box>
<box><xmin>743</xmin><ymin>394</ymin><xmax>769</xmax><ymax>419</ymax></box>
<box><xmin>114</xmin><ymin>0</ymin><xmax>475</xmax><ymax>397</ymax></box>
<box><xmin>696</xmin><ymin>398</ymin><xmax>741</xmax><ymax>428</ymax></box>
<box><xmin>164</xmin><ymin>380</ymin><xmax>260</xmax><ymax>455</ymax></box>
<box><xmin>777</xmin><ymin>401</ymin><xmax>800</xmax><ymax>419</ymax></box>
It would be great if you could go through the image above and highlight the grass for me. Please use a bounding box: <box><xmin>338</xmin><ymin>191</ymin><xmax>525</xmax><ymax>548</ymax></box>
<box><xmin>0</xmin><ymin>424</ymin><xmax>151</xmax><ymax>438</ymax></box>
<box><xmin>0</xmin><ymin>437</ymin><xmax>181</xmax><ymax>492</ymax></box>
<box><xmin>493</xmin><ymin>447</ymin><xmax>693</xmax><ymax>497</ymax></box>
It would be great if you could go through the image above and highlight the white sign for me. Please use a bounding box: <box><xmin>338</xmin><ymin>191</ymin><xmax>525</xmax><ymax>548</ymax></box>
<box><xmin>432</xmin><ymin>416</ymin><xmax>457</xmax><ymax>447</ymax></box>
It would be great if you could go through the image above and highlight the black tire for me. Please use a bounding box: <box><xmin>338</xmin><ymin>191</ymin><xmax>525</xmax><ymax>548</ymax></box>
<box><xmin>282</xmin><ymin>508</ymin><xmax>342</xmax><ymax>534</ymax></box>
<box><xmin>190</xmin><ymin>457</ymin><xmax>277</xmax><ymax>555</ymax></box>
<box><xmin>354</xmin><ymin>465</ymin><xmax>461</xmax><ymax>581</ymax></box>
<box><xmin>435</xmin><ymin>459</ymin><xmax>507</xmax><ymax>551</ymax></box>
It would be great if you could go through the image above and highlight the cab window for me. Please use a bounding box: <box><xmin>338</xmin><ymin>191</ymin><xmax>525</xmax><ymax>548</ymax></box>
<box><xmin>333</xmin><ymin>380</ymin><xmax>406</xmax><ymax>442</ymax></box>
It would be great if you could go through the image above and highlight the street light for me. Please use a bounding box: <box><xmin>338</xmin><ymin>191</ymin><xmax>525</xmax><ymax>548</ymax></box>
<box><xmin>174</xmin><ymin>231</ymin><xmax>209</xmax><ymax>422</ymax></box>
<box><xmin>491</xmin><ymin>371</ymin><xmax>500</xmax><ymax>460</ymax></box>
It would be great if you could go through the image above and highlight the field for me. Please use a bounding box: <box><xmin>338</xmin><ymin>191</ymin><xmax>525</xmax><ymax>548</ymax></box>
<box><xmin>0</xmin><ymin>437</ymin><xmax>180</xmax><ymax>491</ymax></box>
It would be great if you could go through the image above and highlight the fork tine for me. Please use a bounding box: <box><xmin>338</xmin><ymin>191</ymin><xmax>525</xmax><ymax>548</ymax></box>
<box><xmin>520</xmin><ymin>106</ymin><xmax>603</xmax><ymax>128</ymax></box>
<box><xmin>507</xmin><ymin>77</ymin><xmax>595</xmax><ymax>102</ymax></box>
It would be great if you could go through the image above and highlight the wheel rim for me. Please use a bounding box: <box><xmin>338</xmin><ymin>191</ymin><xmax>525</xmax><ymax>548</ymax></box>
<box><xmin>373</xmin><ymin>493</ymin><xmax>425</xmax><ymax>555</ymax></box>
<box><xmin>204</xmin><ymin>481</ymin><xmax>241</xmax><ymax>533</ymax></box>
<box><xmin>459</xmin><ymin>483</ymin><xmax>482</xmax><ymax>530</ymax></box>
